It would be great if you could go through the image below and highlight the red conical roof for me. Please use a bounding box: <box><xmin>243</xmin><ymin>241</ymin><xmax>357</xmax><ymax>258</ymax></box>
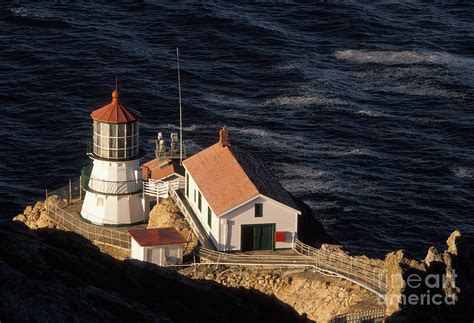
<box><xmin>91</xmin><ymin>89</ymin><xmax>140</xmax><ymax>123</ymax></box>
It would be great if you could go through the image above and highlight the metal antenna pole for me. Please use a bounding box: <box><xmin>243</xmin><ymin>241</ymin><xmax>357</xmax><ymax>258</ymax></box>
<box><xmin>177</xmin><ymin>47</ymin><xmax>183</xmax><ymax>165</ymax></box>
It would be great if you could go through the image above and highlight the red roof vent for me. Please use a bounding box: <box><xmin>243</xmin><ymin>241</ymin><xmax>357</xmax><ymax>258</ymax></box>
<box><xmin>219</xmin><ymin>127</ymin><xmax>230</xmax><ymax>147</ymax></box>
<box><xmin>91</xmin><ymin>88</ymin><xmax>140</xmax><ymax>123</ymax></box>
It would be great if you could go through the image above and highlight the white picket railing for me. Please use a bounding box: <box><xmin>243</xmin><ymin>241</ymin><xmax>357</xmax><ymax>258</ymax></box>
<box><xmin>143</xmin><ymin>178</ymin><xmax>184</xmax><ymax>199</ymax></box>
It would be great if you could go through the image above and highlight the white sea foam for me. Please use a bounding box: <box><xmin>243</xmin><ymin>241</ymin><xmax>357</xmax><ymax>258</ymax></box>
<box><xmin>230</xmin><ymin>126</ymin><xmax>382</xmax><ymax>160</ymax></box>
<box><xmin>274</xmin><ymin>162</ymin><xmax>341</xmax><ymax>195</ymax></box>
<box><xmin>274</xmin><ymin>62</ymin><xmax>297</xmax><ymax>70</ymax></box>
<box><xmin>266</xmin><ymin>95</ymin><xmax>349</xmax><ymax>108</ymax></box>
<box><xmin>204</xmin><ymin>94</ymin><xmax>256</xmax><ymax>108</ymax></box>
<box><xmin>452</xmin><ymin>166</ymin><xmax>474</xmax><ymax>180</ymax></box>
<box><xmin>356</xmin><ymin>110</ymin><xmax>376</xmax><ymax>117</ymax></box>
<box><xmin>228</xmin><ymin>126</ymin><xmax>305</xmax><ymax>153</ymax></box>
<box><xmin>379</xmin><ymin>83</ymin><xmax>465</xmax><ymax>99</ymax></box>
<box><xmin>10</xmin><ymin>7</ymin><xmax>28</xmax><ymax>17</ymax></box>
<box><xmin>335</xmin><ymin>49</ymin><xmax>473</xmax><ymax>67</ymax></box>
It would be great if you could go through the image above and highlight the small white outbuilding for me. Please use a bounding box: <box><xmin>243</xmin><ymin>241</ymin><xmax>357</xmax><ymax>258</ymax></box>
<box><xmin>128</xmin><ymin>227</ymin><xmax>186</xmax><ymax>266</ymax></box>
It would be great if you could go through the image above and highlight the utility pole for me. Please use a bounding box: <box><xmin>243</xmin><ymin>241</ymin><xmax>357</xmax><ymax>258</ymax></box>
<box><xmin>177</xmin><ymin>47</ymin><xmax>183</xmax><ymax>165</ymax></box>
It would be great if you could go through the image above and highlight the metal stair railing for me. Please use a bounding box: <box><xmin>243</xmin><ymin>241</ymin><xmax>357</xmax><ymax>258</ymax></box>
<box><xmin>293</xmin><ymin>240</ymin><xmax>387</xmax><ymax>296</ymax></box>
<box><xmin>329</xmin><ymin>308</ymin><xmax>386</xmax><ymax>323</ymax></box>
<box><xmin>294</xmin><ymin>240</ymin><xmax>386</xmax><ymax>296</ymax></box>
<box><xmin>168</xmin><ymin>187</ymin><xmax>215</xmax><ymax>250</ymax></box>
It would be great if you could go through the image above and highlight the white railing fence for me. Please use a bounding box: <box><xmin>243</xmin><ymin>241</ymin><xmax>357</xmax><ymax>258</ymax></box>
<box><xmin>47</xmin><ymin>204</ymin><xmax>131</xmax><ymax>249</ymax></box>
<box><xmin>87</xmin><ymin>177</ymin><xmax>142</xmax><ymax>195</ymax></box>
<box><xmin>293</xmin><ymin>240</ymin><xmax>387</xmax><ymax>297</ymax></box>
<box><xmin>143</xmin><ymin>178</ymin><xmax>185</xmax><ymax>199</ymax></box>
<box><xmin>196</xmin><ymin>241</ymin><xmax>387</xmax><ymax>300</ymax></box>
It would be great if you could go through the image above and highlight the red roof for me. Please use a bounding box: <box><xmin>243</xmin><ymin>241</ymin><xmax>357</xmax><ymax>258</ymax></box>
<box><xmin>128</xmin><ymin>227</ymin><xmax>186</xmax><ymax>247</ymax></box>
<box><xmin>183</xmin><ymin>142</ymin><xmax>258</xmax><ymax>215</ymax></box>
<box><xmin>183</xmin><ymin>128</ymin><xmax>299</xmax><ymax>216</ymax></box>
<box><xmin>91</xmin><ymin>89</ymin><xmax>140</xmax><ymax>123</ymax></box>
<box><xmin>141</xmin><ymin>158</ymin><xmax>185</xmax><ymax>181</ymax></box>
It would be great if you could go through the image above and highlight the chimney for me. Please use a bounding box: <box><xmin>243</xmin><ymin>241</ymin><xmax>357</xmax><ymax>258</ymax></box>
<box><xmin>219</xmin><ymin>127</ymin><xmax>230</xmax><ymax>147</ymax></box>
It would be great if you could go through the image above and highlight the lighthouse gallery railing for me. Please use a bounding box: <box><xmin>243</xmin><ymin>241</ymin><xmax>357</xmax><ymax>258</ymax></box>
<box><xmin>81</xmin><ymin>166</ymin><xmax>142</xmax><ymax>195</ymax></box>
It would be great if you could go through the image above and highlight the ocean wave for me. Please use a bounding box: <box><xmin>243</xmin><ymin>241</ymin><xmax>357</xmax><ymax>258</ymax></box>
<box><xmin>356</xmin><ymin>110</ymin><xmax>377</xmax><ymax>117</ymax></box>
<box><xmin>228</xmin><ymin>126</ymin><xmax>304</xmax><ymax>152</ymax></box>
<box><xmin>381</xmin><ymin>84</ymin><xmax>466</xmax><ymax>99</ymax></box>
<box><xmin>140</xmin><ymin>123</ymin><xmax>208</xmax><ymax>133</ymax></box>
<box><xmin>350</xmin><ymin>67</ymin><xmax>467</xmax><ymax>99</ymax></box>
<box><xmin>228</xmin><ymin>126</ymin><xmax>381</xmax><ymax>160</ymax></box>
<box><xmin>10</xmin><ymin>7</ymin><xmax>28</xmax><ymax>17</ymax></box>
<box><xmin>6</xmin><ymin>7</ymin><xmax>71</xmax><ymax>28</ymax></box>
<box><xmin>266</xmin><ymin>95</ymin><xmax>349</xmax><ymax>108</ymax></box>
<box><xmin>204</xmin><ymin>94</ymin><xmax>257</xmax><ymax>108</ymax></box>
<box><xmin>335</xmin><ymin>50</ymin><xmax>473</xmax><ymax>67</ymax></box>
<box><xmin>275</xmin><ymin>163</ymin><xmax>338</xmax><ymax>195</ymax></box>
<box><xmin>451</xmin><ymin>166</ymin><xmax>474</xmax><ymax>180</ymax></box>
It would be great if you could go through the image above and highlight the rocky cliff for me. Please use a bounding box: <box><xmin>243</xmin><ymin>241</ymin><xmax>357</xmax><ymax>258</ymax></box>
<box><xmin>181</xmin><ymin>266</ymin><xmax>381</xmax><ymax>322</ymax></box>
<box><xmin>10</xmin><ymin>197</ymin><xmax>474</xmax><ymax>322</ymax></box>
<box><xmin>12</xmin><ymin>195</ymin><xmax>62</xmax><ymax>229</ymax></box>
<box><xmin>384</xmin><ymin>230</ymin><xmax>474</xmax><ymax>322</ymax></box>
<box><xmin>0</xmin><ymin>220</ymin><xmax>306</xmax><ymax>322</ymax></box>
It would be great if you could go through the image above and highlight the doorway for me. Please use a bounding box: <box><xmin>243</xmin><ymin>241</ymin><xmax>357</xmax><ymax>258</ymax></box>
<box><xmin>241</xmin><ymin>224</ymin><xmax>275</xmax><ymax>251</ymax></box>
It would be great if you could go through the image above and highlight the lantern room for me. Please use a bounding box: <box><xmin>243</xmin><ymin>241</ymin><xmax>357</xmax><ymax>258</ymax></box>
<box><xmin>91</xmin><ymin>89</ymin><xmax>141</xmax><ymax>160</ymax></box>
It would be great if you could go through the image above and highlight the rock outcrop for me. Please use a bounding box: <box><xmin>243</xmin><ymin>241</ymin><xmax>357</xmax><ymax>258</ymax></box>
<box><xmin>384</xmin><ymin>230</ymin><xmax>474</xmax><ymax>322</ymax></box>
<box><xmin>181</xmin><ymin>265</ymin><xmax>381</xmax><ymax>322</ymax></box>
<box><xmin>0</xmin><ymin>220</ymin><xmax>306</xmax><ymax>322</ymax></box>
<box><xmin>147</xmin><ymin>198</ymin><xmax>198</xmax><ymax>255</ymax></box>
<box><xmin>12</xmin><ymin>196</ymin><xmax>63</xmax><ymax>229</ymax></box>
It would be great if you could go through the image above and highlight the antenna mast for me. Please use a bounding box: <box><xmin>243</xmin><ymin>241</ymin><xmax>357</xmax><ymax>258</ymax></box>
<box><xmin>177</xmin><ymin>47</ymin><xmax>183</xmax><ymax>165</ymax></box>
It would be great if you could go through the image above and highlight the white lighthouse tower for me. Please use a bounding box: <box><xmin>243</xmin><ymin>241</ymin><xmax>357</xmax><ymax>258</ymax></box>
<box><xmin>81</xmin><ymin>87</ymin><xmax>146</xmax><ymax>225</ymax></box>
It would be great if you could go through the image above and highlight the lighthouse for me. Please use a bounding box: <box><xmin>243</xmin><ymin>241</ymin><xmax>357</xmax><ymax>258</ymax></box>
<box><xmin>81</xmin><ymin>87</ymin><xmax>146</xmax><ymax>225</ymax></box>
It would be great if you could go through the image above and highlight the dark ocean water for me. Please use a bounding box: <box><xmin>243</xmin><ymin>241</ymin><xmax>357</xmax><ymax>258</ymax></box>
<box><xmin>0</xmin><ymin>2</ymin><xmax>473</xmax><ymax>258</ymax></box>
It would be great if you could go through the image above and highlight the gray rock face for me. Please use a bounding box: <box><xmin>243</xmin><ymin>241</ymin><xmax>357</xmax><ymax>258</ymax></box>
<box><xmin>384</xmin><ymin>231</ymin><xmax>474</xmax><ymax>322</ymax></box>
<box><xmin>0</xmin><ymin>220</ymin><xmax>306</xmax><ymax>322</ymax></box>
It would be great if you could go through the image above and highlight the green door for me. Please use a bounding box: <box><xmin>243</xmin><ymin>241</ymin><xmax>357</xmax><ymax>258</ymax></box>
<box><xmin>241</xmin><ymin>224</ymin><xmax>275</xmax><ymax>251</ymax></box>
<box><xmin>241</xmin><ymin>225</ymin><xmax>254</xmax><ymax>252</ymax></box>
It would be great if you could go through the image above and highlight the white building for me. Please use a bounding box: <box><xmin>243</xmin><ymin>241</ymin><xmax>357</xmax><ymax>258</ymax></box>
<box><xmin>128</xmin><ymin>227</ymin><xmax>186</xmax><ymax>266</ymax></box>
<box><xmin>182</xmin><ymin>127</ymin><xmax>301</xmax><ymax>251</ymax></box>
<box><xmin>81</xmin><ymin>88</ymin><xmax>147</xmax><ymax>225</ymax></box>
